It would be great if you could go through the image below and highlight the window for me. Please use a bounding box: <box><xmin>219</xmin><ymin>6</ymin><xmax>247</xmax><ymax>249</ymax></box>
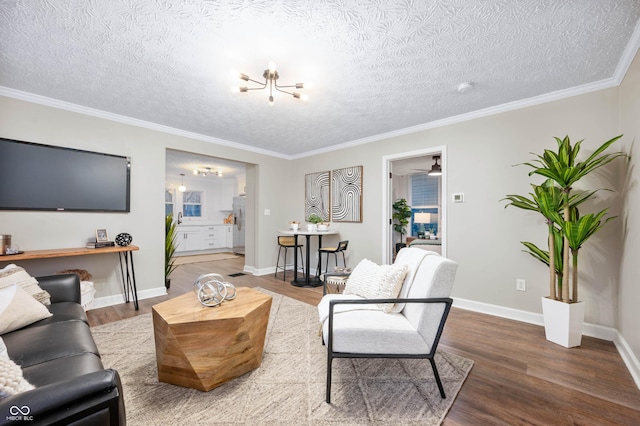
<box><xmin>410</xmin><ymin>174</ymin><xmax>440</xmax><ymax>236</ymax></box>
<box><xmin>165</xmin><ymin>189</ymin><xmax>174</xmax><ymax>217</ymax></box>
<box><xmin>182</xmin><ymin>191</ymin><xmax>203</xmax><ymax>218</ymax></box>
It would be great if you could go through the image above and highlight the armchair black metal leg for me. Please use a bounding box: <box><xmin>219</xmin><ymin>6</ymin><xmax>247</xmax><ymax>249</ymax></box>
<box><xmin>429</xmin><ymin>357</ymin><xmax>446</xmax><ymax>398</ymax></box>
<box><xmin>341</xmin><ymin>251</ymin><xmax>346</xmax><ymax>268</ymax></box>
<box><xmin>326</xmin><ymin>354</ymin><xmax>333</xmax><ymax>403</ymax></box>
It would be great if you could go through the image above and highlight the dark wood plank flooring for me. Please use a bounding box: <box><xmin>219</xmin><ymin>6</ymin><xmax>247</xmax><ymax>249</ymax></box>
<box><xmin>87</xmin><ymin>256</ymin><xmax>640</xmax><ymax>425</ymax></box>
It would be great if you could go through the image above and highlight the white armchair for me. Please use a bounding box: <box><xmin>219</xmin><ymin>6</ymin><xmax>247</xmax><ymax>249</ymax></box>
<box><xmin>317</xmin><ymin>247</ymin><xmax>457</xmax><ymax>404</ymax></box>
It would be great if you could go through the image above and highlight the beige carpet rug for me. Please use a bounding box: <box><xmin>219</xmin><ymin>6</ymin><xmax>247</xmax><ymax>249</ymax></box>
<box><xmin>91</xmin><ymin>289</ymin><xmax>473</xmax><ymax>425</ymax></box>
<box><xmin>173</xmin><ymin>252</ymin><xmax>238</xmax><ymax>265</ymax></box>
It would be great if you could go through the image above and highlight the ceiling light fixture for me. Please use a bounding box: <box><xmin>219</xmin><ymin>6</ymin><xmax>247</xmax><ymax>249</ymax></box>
<box><xmin>178</xmin><ymin>173</ymin><xmax>186</xmax><ymax>192</ymax></box>
<box><xmin>232</xmin><ymin>61</ymin><xmax>307</xmax><ymax>106</ymax></box>
<box><xmin>427</xmin><ymin>156</ymin><xmax>442</xmax><ymax>176</ymax></box>
<box><xmin>193</xmin><ymin>167</ymin><xmax>223</xmax><ymax>177</ymax></box>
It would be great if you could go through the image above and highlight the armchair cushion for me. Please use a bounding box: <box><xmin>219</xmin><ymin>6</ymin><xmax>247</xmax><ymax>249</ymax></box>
<box><xmin>318</xmin><ymin>293</ymin><xmax>370</xmax><ymax>324</ymax></box>
<box><xmin>389</xmin><ymin>248</ymin><xmax>438</xmax><ymax>312</ymax></box>
<box><xmin>321</xmin><ymin>303</ymin><xmax>431</xmax><ymax>354</ymax></box>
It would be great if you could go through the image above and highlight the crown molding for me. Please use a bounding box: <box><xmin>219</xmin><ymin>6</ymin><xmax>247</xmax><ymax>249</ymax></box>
<box><xmin>613</xmin><ymin>17</ymin><xmax>640</xmax><ymax>85</ymax></box>
<box><xmin>293</xmin><ymin>77</ymin><xmax>620</xmax><ymax>159</ymax></box>
<box><xmin>0</xmin><ymin>65</ymin><xmax>630</xmax><ymax>162</ymax></box>
<box><xmin>0</xmin><ymin>87</ymin><xmax>291</xmax><ymax>160</ymax></box>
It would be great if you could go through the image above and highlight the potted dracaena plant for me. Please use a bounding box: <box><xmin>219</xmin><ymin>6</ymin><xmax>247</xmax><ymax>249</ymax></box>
<box><xmin>503</xmin><ymin>135</ymin><xmax>626</xmax><ymax>347</ymax></box>
<box><xmin>165</xmin><ymin>214</ymin><xmax>179</xmax><ymax>289</ymax></box>
<box><xmin>392</xmin><ymin>198</ymin><xmax>412</xmax><ymax>254</ymax></box>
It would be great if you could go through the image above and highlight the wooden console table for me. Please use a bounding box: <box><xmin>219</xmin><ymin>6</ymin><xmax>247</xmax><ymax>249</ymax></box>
<box><xmin>0</xmin><ymin>245</ymin><xmax>140</xmax><ymax>310</ymax></box>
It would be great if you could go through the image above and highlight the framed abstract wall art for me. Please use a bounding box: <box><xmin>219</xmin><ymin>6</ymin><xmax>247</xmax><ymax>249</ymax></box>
<box><xmin>331</xmin><ymin>166</ymin><xmax>363</xmax><ymax>222</ymax></box>
<box><xmin>305</xmin><ymin>171</ymin><xmax>330</xmax><ymax>221</ymax></box>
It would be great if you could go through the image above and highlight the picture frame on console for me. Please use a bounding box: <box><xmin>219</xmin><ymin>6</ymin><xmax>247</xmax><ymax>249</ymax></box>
<box><xmin>96</xmin><ymin>229</ymin><xmax>109</xmax><ymax>242</ymax></box>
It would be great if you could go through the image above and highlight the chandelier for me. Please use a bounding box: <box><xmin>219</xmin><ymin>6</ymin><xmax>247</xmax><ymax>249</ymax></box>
<box><xmin>193</xmin><ymin>167</ymin><xmax>222</xmax><ymax>177</ymax></box>
<box><xmin>232</xmin><ymin>61</ymin><xmax>307</xmax><ymax>106</ymax></box>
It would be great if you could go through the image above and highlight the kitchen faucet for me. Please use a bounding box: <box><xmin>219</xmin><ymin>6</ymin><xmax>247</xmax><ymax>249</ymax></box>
<box><xmin>177</xmin><ymin>212</ymin><xmax>183</xmax><ymax>224</ymax></box>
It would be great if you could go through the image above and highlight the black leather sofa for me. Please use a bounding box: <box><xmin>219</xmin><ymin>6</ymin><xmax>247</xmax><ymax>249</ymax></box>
<box><xmin>0</xmin><ymin>274</ymin><xmax>126</xmax><ymax>425</ymax></box>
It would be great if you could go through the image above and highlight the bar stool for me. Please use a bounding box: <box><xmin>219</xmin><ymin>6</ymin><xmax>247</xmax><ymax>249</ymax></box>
<box><xmin>317</xmin><ymin>240</ymin><xmax>349</xmax><ymax>276</ymax></box>
<box><xmin>274</xmin><ymin>236</ymin><xmax>304</xmax><ymax>281</ymax></box>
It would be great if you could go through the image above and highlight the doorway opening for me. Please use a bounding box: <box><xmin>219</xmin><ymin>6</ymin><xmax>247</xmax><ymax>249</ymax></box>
<box><xmin>165</xmin><ymin>149</ymin><xmax>256</xmax><ymax>266</ymax></box>
<box><xmin>382</xmin><ymin>146</ymin><xmax>447</xmax><ymax>264</ymax></box>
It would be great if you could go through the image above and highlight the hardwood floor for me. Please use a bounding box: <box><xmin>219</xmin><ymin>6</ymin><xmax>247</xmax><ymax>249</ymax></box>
<box><xmin>87</xmin><ymin>256</ymin><xmax>640</xmax><ymax>425</ymax></box>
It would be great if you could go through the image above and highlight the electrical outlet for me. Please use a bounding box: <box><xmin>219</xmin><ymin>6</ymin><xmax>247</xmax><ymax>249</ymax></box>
<box><xmin>516</xmin><ymin>279</ymin><xmax>526</xmax><ymax>292</ymax></box>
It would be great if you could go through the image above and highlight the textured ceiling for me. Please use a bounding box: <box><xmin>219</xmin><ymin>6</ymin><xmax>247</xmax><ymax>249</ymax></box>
<box><xmin>1</xmin><ymin>1</ymin><xmax>640</xmax><ymax>158</ymax></box>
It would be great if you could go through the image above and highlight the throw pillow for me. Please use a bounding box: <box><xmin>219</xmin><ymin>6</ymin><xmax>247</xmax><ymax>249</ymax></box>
<box><xmin>0</xmin><ymin>285</ymin><xmax>52</xmax><ymax>335</ymax></box>
<box><xmin>344</xmin><ymin>259</ymin><xmax>409</xmax><ymax>313</ymax></box>
<box><xmin>0</xmin><ymin>357</ymin><xmax>35</xmax><ymax>399</ymax></box>
<box><xmin>0</xmin><ymin>264</ymin><xmax>51</xmax><ymax>306</ymax></box>
<box><xmin>0</xmin><ymin>336</ymin><xmax>6</xmax><ymax>358</ymax></box>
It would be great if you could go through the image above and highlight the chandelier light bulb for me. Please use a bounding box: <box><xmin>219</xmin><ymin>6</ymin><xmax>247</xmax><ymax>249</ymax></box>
<box><xmin>268</xmin><ymin>61</ymin><xmax>277</xmax><ymax>73</ymax></box>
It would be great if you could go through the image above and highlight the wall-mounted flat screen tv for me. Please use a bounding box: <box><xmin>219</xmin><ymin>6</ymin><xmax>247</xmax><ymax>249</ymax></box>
<box><xmin>0</xmin><ymin>138</ymin><xmax>130</xmax><ymax>212</ymax></box>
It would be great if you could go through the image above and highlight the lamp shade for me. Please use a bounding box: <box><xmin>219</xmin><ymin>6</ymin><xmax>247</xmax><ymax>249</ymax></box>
<box><xmin>414</xmin><ymin>212</ymin><xmax>431</xmax><ymax>224</ymax></box>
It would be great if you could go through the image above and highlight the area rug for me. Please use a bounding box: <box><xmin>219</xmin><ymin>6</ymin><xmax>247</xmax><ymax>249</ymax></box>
<box><xmin>91</xmin><ymin>288</ymin><xmax>473</xmax><ymax>425</ymax></box>
<box><xmin>173</xmin><ymin>252</ymin><xmax>238</xmax><ymax>265</ymax></box>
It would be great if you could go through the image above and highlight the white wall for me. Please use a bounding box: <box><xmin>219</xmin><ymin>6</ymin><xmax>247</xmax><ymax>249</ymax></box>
<box><xmin>619</xmin><ymin>50</ymin><xmax>640</xmax><ymax>368</ymax></box>
<box><xmin>293</xmin><ymin>87</ymin><xmax>622</xmax><ymax>328</ymax></box>
<box><xmin>0</xmin><ymin>96</ymin><xmax>293</xmax><ymax>300</ymax></box>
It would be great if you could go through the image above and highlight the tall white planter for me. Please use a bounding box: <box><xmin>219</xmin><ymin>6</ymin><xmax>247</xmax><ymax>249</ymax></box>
<box><xmin>541</xmin><ymin>297</ymin><xmax>585</xmax><ymax>348</ymax></box>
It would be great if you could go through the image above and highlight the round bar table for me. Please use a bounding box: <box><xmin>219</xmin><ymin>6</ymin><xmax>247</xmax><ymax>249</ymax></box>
<box><xmin>279</xmin><ymin>228</ymin><xmax>338</xmax><ymax>287</ymax></box>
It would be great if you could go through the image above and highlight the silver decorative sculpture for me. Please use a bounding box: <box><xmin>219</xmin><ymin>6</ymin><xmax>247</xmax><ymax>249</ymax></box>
<box><xmin>194</xmin><ymin>273</ymin><xmax>237</xmax><ymax>307</ymax></box>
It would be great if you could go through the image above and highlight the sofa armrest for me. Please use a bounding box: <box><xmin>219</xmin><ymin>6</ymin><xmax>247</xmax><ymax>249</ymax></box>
<box><xmin>0</xmin><ymin>369</ymin><xmax>125</xmax><ymax>426</ymax></box>
<box><xmin>36</xmin><ymin>274</ymin><xmax>81</xmax><ymax>304</ymax></box>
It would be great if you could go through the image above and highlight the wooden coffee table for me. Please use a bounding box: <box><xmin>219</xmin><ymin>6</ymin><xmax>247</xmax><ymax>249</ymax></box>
<box><xmin>152</xmin><ymin>287</ymin><xmax>272</xmax><ymax>391</ymax></box>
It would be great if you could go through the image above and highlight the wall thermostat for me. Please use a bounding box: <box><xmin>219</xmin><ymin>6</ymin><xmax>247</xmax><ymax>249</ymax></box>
<box><xmin>452</xmin><ymin>193</ymin><xmax>464</xmax><ymax>203</ymax></box>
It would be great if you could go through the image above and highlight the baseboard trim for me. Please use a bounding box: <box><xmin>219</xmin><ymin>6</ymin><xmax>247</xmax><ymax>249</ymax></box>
<box><xmin>91</xmin><ymin>286</ymin><xmax>167</xmax><ymax>310</ymax></box>
<box><xmin>453</xmin><ymin>297</ymin><xmax>640</xmax><ymax>389</ymax></box>
<box><xmin>614</xmin><ymin>332</ymin><xmax>640</xmax><ymax>390</ymax></box>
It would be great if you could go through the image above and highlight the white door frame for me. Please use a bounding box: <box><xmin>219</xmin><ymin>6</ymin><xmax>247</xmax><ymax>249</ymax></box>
<box><xmin>381</xmin><ymin>145</ymin><xmax>447</xmax><ymax>264</ymax></box>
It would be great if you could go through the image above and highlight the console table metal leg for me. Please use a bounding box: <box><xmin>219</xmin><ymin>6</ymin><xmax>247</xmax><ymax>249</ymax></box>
<box><xmin>128</xmin><ymin>251</ymin><xmax>139</xmax><ymax>310</ymax></box>
<box><xmin>118</xmin><ymin>251</ymin><xmax>139</xmax><ymax>310</ymax></box>
<box><xmin>118</xmin><ymin>253</ymin><xmax>130</xmax><ymax>303</ymax></box>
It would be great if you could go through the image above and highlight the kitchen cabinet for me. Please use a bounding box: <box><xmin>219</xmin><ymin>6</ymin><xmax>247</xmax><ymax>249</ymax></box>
<box><xmin>175</xmin><ymin>224</ymin><xmax>233</xmax><ymax>253</ymax></box>
<box><xmin>202</xmin><ymin>225</ymin><xmax>226</xmax><ymax>249</ymax></box>
<box><xmin>218</xmin><ymin>182</ymin><xmax>235</xmax><ymax>211</ymax></box>
<box><xmin>175</xmin><ymin>227</ymin><xmax>203</xmax><ymax>252</ymax></box>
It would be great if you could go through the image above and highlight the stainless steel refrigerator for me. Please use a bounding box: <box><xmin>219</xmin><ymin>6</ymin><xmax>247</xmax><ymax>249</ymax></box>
<box><xmin>232</xmin><ymin>196</ymin><xmax>245</xmax><ymax>255</ymax></box>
